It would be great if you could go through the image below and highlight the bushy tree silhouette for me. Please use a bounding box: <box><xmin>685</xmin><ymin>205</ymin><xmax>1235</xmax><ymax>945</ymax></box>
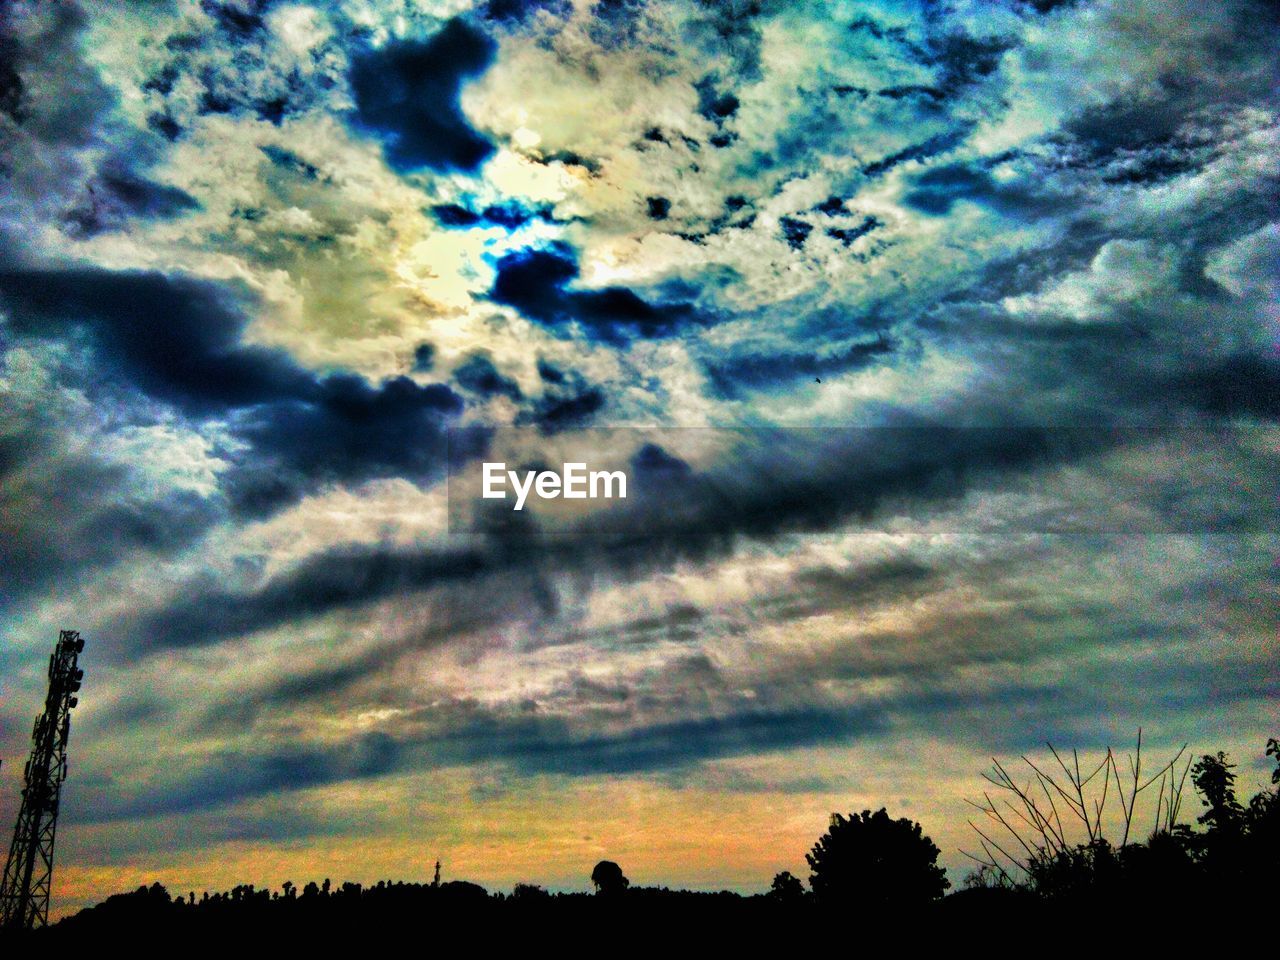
<box><xmin>768</xmin><ymin>871</ymin><xmax>805</xmax><ymax>902</ymax></box>
<box><xmin>805</xmin><ymin>808</ymin><xmax>949</xmax><ymax>906</ymax></box>
<box><xmin>590</xmin><ymin>860</ymin><xmax>629</xmax><ymax>896</ymax></box>
<box><xmin>1191</xmin><ymin>751</ymin><xmax>1244</xmax><ymax>833</ymax></box>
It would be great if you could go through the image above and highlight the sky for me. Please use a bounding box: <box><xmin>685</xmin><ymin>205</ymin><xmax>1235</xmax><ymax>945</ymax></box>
<box><xmin>0</xmin><ymin>0</ymin><xmax>1277</xmax><ymax>917</ymax></box>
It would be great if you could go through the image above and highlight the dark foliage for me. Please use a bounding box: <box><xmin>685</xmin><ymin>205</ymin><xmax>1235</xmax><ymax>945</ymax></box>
<box><xmin>590</xmin><ymin>860</ymin><xmax>629</xmax><ymax>896</ymax></box>
<box><xmin>1192</xmin><ymin>751</ymin><xmax>1244</xmax><ymax>832</ymax></box>
<box><xmin>4</xmin><ymin>736</ymin><xmax>1273</xmax><ymax>945</ymax></box>
<box><xmin>968</xmin><ymin>736</ymin><xmax>1280</xmax><ymax>909</ymax></box>
<box><xmin>767</xmin><ymin>870</ymin><xmax>805</xmax><ymax>902</ymax></box>
<box><xmin>805</xmin><ymin>807</ymin><xmax>950</xmax><ymax>906</ymax></box>
<box><xmin>25</xmin><ymin>877</ymin><xmax>820</xmax><ymax>948</ymax></box>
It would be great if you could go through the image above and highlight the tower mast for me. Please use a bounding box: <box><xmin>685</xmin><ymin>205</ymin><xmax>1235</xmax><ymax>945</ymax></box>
<box><xmin>0</xmin><ymin>630</ymin><xmax>85</xmax><ymax>930</ymax></box>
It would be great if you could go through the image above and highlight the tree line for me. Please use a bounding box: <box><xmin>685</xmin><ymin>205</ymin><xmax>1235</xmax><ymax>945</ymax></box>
<box><xmin>9</xmin><ymin>733</ymin><xmax>1276</xmax><ymax>943</ymax></box>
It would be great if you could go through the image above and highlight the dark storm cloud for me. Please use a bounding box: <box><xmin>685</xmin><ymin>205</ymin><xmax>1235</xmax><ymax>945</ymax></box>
<box><xmin>553</xmin><ymin>600</ymin><xmax>703</xmax><ymax>652</ymax></box>
<box><xmin>1173</xmin><ymin>355</ymin><xmax>1280</xmax><ymax>420</ymax></box>
<box><xmin>493</xmin><ymin>201</ymin><xmax>553</xmax><ymax>228</ymax></box>
<box><xmin>0</xmin><ymin>2</ymin><xmax>105</xmax><ymax>144</ymax></box>
<box><xmin>679</xmin><ymin>0</ymin><xmax>774</xmax><ymax>80</ymax></box>
<box><xmin>536</xmin><ymin>358</ymin><xmax>566</xmax><ymax>383</ymax></box>
<box><xmin>584</xmin><ymin>0</ymin><xmax>652</xmax><ymax>49</ymax></box>
<box><xmin>0</xmin><ymin>58</ymin><xmax>25</xmax><ymax>123</ymax></box>
<box><xmin>110</xmin><ymin>425</ymin><xmax>1184</xmax><ymax>655</ymax></box>
<box><xmin>704</xmin><ymin>336</ymin><xmax>896</xmax><ymax>396</ymax></box>
<box><xmin>482</xmin><ymin>704</ymin><xmax>889</xmax><ymax>777</ymax></box>
<box><xmin>923</xmin><ymin>31</ymin><xmax>1012</xmax><ymax>96</ymax></box>
<box><xmin>861</xmin><ymin>129</ymin><xmax>969</xmax><ymax>178</ymax></box>
<box><xmin>513</xmin><ymin>359</ymin><xmax>607</xmax><ymax>431</ymax></box>
<box><xmin>65</xmin><ymin>730</ymin><xmax>407</xmax><ymax>823</ymax></box>
<box><xmin>0</xmin><ymin>2</ymin><xmax>139</xmax><ymax>259</ymax></box>
<box><xmin>490</xmin><ymin>244</ymin><xmax>710</xmax><ymax>342</ymax></box>
<box><xmin>813</xmin><ymin>195</ymin><xmax>849</xmax><ymax>216</ymax></box>
<box><xmin>83</xmin><ymin>703</ymin><xmax>824</xmax><ymax>817</ymax></box>
<box><xmin>2</xmin><ymin>0</ymin><xmax>1275</xmax><ymax>843</ymax></box>
<box><xmin>453</xmin><ymin>353</ymin><xmax>523</xmax><ymax>401</ymax></box>
<box><xmin>0</xmin><ymin>430</ymin><xmax>218</xmax><ymax>609</ymax></box>
<box><xmin>122</xmin><ymin>543</ymin><xmax>490</xmax><ymax>652</ymax></box>
<box><xmin>0</xmin><ymin>295</ymin><xmax>223</xmax><ymax>610</ymax></box>
<box><xmin>910</xmin><ymin>217</ymin><xmax>1278</xmax><ymax>427</ymax></box>
<box><xmin>412</xmin><ymin>342</ymin><xmax>436</xmax><ymax>372</ymax></box>
<box><xmin>0</xmin><ymin>267</ymin><xmax>465</xmax><ymax>520</ymax></box>
<box><xmin>482</xmin><ymin>0</ymin><xmax>573</xmax><ymax>27</ymax></box>
<box><xmin>139</xmin><ymin>16</ymin><xmax>324</xmax><ymax>132</ymax></box>
<box><xmin>786</xmin><ymin>558</ymin><xmax>937</xmax><ymax>619</ymax></box>
<box><xmin>778</xmin><ymin>216</ymin><xmax>812</xmax><ymax>250</ymax></box>
<box><xmin>73</xmin><ymin>694</ymin><xmax>892</xmax><ymax>821</ymax></box>
<box><xmin>0</xmin><ymin>269</ymin><xmax>309</xmax><ymax>411</ymax></box>
<box><xmin>826</xmin><ymin>215</ymin><xmax>882</xmax><ymax>247</ymax></box>
<box><xmin>695</xmin><ymin>74</ymin><xmax>740</xmax><ymax>128</ymax></box>
<box><xmin>903</xmin><ymin>162</ymin><xmax>1070</xmax><ymax>218</ymax></box>
<box><xmin>348</xmin><ymin>19</ymin><xmax>496</xmax><ymax>173</ymax></box>
<box><xmin>64</xmin><ymin>803</ymin><xmax>353</xmax><ymax>858</ymax></box>
<box><xmin>200</xmin><ymin>0</ymin><xmax>269</xmax><ymax>39</ymax></box>
<box><xmin>1017</xmin><ymin>0</ymin><xmax>1081</xmax><ymax>12</ymax></box>
<box><xmin>926</xmin><ymin>220</ymin><xmax>1107</xmax><ymax>305</ymax></box>
<box><xmin>432</xmin><ymin>198</ymin><xmax>560</xmax><ymax>230</ymax></box>
<box><xmin>845</xmin><ymin>13</ymin><xmax>1009</xmax><ymax>98</ymax></box>
<box><xmin>517</xmin><ymin>385</ymin><xmax>606</xmax><ymax>432</ymax></box>
<box><xmin>645</xmin><ymin>196</ymin><xmax>671</xmax><ymax>220</ymax></box>
<box><xmin>431</xmin><ymin>203</ymin><xmax>483</xmax><ymax>226</ymax></box>
<box><xmin>1056</xmin><ymin>3</ymin><xmax>1280</xmax><ymax>168</ymax></box>
<box><xmin>630</xmin><ymin>443</ymin><xmax>691</xmax><ymax>481</ymax></box>
<box><xmin>225</xmin><ymin>372</ymin><xmax>464</xmax><ymax>517</ymax></box>
<box><xmin>256</xmin><ymin>650</ymin><xmax>392</xmax><ymax>711</ymax></box>
<box><xmin>874</xmin><ymin>84</ymin><xmax>945</xmax><ymax>102</ymax></box>
<box><xmin>62</xmin><ymin>164</ymin><xmax>200</xmax><ymax>238</ymax></box>
<box><xmin>75</xmin><ymin>620</ymin><xmax>1280</xmax><ymax>818</ymax></box>
<box><xmin>260</xmin><ymin>145</ymin><xmax>322</xmax><ymax>181</ymax></box>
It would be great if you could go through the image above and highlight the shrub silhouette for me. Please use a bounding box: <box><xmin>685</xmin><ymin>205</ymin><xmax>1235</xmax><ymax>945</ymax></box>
<box><xmin>965</xmin><ymin>734</ymin><xmax>1279</xmax><ymax>905</ymax></box>
<box><xmin>805</xmin><ymin>808</ymin><xmax>949</xmax><ymax>906</ymax></box>
<box><xmin>590</xmin><ymin>860</ymin><xmax>629</xmax><ymax>896</ymax></box>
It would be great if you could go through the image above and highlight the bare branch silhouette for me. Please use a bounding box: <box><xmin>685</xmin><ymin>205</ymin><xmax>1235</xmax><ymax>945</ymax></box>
<box><xmin>965</xmin><ymin>731</ymin><xmax>1190</xmax><ymax>884</ymax></box>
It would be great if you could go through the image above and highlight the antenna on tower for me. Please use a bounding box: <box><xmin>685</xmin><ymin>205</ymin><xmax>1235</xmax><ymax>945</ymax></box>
<box><xmin>0</xmin><ymin>630</ymin><xmax>86</xmax><ymax>930</ymax></box>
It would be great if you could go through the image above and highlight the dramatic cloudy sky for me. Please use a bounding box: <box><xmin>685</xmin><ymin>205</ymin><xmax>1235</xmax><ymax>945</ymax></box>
<box><xmin>0</xmin><ymin>0</ymin><xmax>1276</xmax><ymax>914</ymax></box>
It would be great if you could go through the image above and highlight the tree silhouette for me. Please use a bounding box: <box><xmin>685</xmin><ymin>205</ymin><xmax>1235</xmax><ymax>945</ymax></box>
<box><xmin>1246</xmin><ymin>738</ymin><xmax>1280</xmax><ymax>874</ymax></box>
<box><xmin>806</xmin><ymin>808</ymin><xmax>949</xmax><ymax>906</ymax></box>
<box><xmin>1191</xmin><ymin>751</ymin><xmax>1244</xmax><ymax>833</ymax></box>
<box><xmin>590</xmin><ymin>860</ymin><xmax>629</xmax><ymax>896</ymax></box>
<box><xmin>511</xmin><ymin>883</ymin><xmax>549</xmax><ymax>902</ymax></box>
<box><xmin>768</xmin><ymin>871</ymin><xmax>805</xmax><ymax>902</ymax></box>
